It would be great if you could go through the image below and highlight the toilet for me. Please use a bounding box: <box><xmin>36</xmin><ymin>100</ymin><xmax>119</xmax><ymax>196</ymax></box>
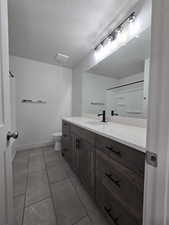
<box><xmin>52</xmin><ymin>132</ymin><xmax>62</xmax><ymax>151</ymax></box>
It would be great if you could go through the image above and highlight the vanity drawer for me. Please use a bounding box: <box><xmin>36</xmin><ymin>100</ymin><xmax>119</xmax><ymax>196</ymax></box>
<box><xmin>96</xmin><ymin>184</ymin><xmax>141</xmax><ymax>225</ymax></box>
<box><xmin>96</xmin><ymin>150</ymin><xmax>144</xmax><ymax>218</ymax></box>
<box><xmin>71</xmin><ymin>124</ymin><xmax>95</xmax><ymax>145</ymax></box>
<box><xmin>95</xmin><ymin>135</ymin><xmax>145</xmax><ymax>177</ymax></box>
<box><xmin>62</xmin><ymin>120</ymin><xmax>70</xmax><ymax>136</ymax></box>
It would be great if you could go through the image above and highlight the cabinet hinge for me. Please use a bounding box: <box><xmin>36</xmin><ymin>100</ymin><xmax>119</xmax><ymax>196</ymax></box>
<box><xmin>146</xmin><ymin>151</ymin><xmax>158</xmax><ymax>168</ymax></box>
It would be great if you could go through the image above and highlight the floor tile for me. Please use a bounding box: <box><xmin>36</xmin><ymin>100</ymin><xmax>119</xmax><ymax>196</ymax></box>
<box><xmin>44</xmin><ymin>151</ymin><xmax>61</xmax><ymax>164</ymax></box>
<box><xmin>29</xmin><ymin>148</ymin><xmax>43</xmax><ymax>157</ymax></box>
<box><xmin>14</xmin><ymin>151</ymin><xmax>30</xmax><ymax>160</ymax></box>
<box><xmin>14</xmin><ymin>194</ymin><xmax>25</xmax><ymax>225</ymax></box>
<box><xmin>71</xmin><ymin>177</ymin><xmax>108</xmax><ymax>225</ymax></box>
<box><xmin>13</xmin><ymin>160</ymin><xmax>28</xmax><ymax>178</ymax></box>
<box><xmin>42</xmin><ymin>146</ymin><xmax>54</xmax><ymax>152</ymax></box>
<box><xmin>13</xmin><ymin>171</ymin><xmax>28</xmax><ymax>197</ymax></box>
<box><xmin>65</xmin><ymin>164</ymin><xmax>76</xmax><ymax>178</ymax></box>
<box><xmin>70</xmin><ymin>176</ymin><xmax>97</xmax><ymax>214</ymax></box>
<box><xmin>47</xmin><ymin>161</ymin><xmax>68</xmax><ymax>183</ymax></box>
<box><xmin>51</xmin><ymin>179</ymin><xmax>86</xmax><ymax>225</ymax></box>
<box><xmin>74</xmin><ymin>217</ymin><xmax>92</xmax><ymax>225</ymax></box>
<box><xmin>29</xmin><ymin>154</ymin><xmax>45</xmax><ymax>172</ymax></box>
<box><xmin>23</xmin><ymin>198</ymin><xmax>56</xmax><ymax>225</ymax></box>
<box><xmin>88</xmin><ymin>209</ymin><xmax>108</xmax><ymax>225</ymax></box>
<box><xmin>26</xmin><ymin>170</ymin><xmax>50</xmax><ymax>206</ymax></box>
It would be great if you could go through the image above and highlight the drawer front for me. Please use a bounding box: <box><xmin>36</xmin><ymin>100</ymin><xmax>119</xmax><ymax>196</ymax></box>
<box><xmin>96</xmin><ymin>184</ymin><xmax>140</xmax><ymax>225</ymax></box>
<box><xmin>96</xmin><ymin>150</ymin><xmax>144</xmax><ymax>218</ymax></box>
<box><xmin>95</xmin><ymin>135</ymin><xmax>145</xmax><ymax>177</ymax></box>
<box><xmin>62</xmin><ymin>135</ymin><xmax>70</xmax><ymax>149</ymax></box>
<box><xmin>62</xmin><ymin>120</ymin><xmax>70</xmax><ymax>136</ymax></box>
<box><xmin>71</xmin><ymin>124</ymin><xmax>95</xmax><ymax>145</ymax></box>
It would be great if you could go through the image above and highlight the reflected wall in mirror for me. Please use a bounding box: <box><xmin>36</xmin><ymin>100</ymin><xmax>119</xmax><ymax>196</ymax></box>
<box><xmin>82</xmin><ymin>28</ymin><xmax>151</xmax><ymax>119</ymax></box>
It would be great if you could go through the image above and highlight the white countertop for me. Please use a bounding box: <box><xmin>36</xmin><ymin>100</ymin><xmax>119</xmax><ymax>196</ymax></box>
<box><xmin>63</xmin><ymin>117</ymin><xmax>147</xmax><ymax>153</ymax></box>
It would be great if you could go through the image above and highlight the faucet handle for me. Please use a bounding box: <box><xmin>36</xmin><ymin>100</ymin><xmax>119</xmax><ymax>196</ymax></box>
<box><xmin>111</xmin><ymin>110</ymin><xmax>119</xmax><ymax>116</ymax></box>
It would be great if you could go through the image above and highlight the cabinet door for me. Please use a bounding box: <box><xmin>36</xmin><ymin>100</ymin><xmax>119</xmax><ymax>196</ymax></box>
<box><xmin>71</xmin><ymin>135</ymin><xmax>79</xmax><ymax>173</ymax></box>
<box><xmin>78</xmin><ymin>138</ymin><xmax>95</xmax><ymax>194</ymax></box>
<box><xmin>62</xmin><ymin>135</ymin><xmax>73</xmax><ymax>166</ymax></box>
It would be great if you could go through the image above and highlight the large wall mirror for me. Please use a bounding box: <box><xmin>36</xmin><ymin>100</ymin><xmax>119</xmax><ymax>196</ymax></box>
<box><xmin>82</xmin><ymin>27</ymin><xmax>151</xmax><ymax>119</ymax></box>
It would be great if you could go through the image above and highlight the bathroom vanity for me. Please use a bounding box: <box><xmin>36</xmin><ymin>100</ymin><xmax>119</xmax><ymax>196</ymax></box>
<box><xmin>62</xmin><ymin>117</ymin><xmax>146</xmax><ymax>225</ymax></box>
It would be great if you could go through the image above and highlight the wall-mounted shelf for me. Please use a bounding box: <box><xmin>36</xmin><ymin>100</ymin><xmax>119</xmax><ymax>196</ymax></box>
<box><xmin>91</xmin><ymin>102</ymin><xmax>105</xmax><ymax>106</ymax></box>
<box><xmin>21</xmin><ymin>99</ymin><xmax>46</xmax><ymax>104</ymax></box>
<box><xmin>107</xmin><ymin>80</ymin><xmax>144</xmax><ymax>91</ymax></box>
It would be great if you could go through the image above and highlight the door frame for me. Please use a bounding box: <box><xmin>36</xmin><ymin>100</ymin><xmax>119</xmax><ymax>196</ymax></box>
<box><xmin>0</xmin><ymin>0</ymin><xmax>14</xmax><ymax>224</ymax></box>
<box><xmin>143</xmin><ymin>0</ymin><xmax>169</xmax><ymax>224</ymax></box>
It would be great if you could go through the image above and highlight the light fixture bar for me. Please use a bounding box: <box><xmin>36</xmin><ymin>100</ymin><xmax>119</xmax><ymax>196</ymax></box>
<box><xmin>95</xmin><ymin>12</ymin><xmax>136</xmax><ymax>51</ymax></box>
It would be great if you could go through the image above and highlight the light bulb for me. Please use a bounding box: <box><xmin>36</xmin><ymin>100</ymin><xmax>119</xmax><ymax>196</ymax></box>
<box><xmin>117</xmin><ymin>31</ymin><xmax>128</xmax><ymax>46</ymax></box>
<box><xmin>129</xmin><ymin>20</ymin><xmax>141</xmax><ymax>38</ymax></box>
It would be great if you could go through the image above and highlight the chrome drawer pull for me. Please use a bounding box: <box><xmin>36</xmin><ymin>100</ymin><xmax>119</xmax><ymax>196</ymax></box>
<box><xmin>105</xmin><ymin>173</ymin><xmax>120</xmax><ymax>188</ymax></box>
<box><xmin>106</xmin><ymin>146</ymin><xmax>121</xmax><ymax>157</ymax></box>
<box><xmin>104</xmin><ymin>206</ymin><xmax>119</xmax><ymax>225</ymax></box>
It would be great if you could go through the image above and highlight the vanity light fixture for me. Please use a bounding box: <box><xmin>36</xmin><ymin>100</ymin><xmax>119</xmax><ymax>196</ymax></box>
<box><xmin>94</xmin><ymin>12</ymin><xmax>136</xmax><ymax>53</ymax></box>
<box><xmin>95</xmin><ymin>43</ymin><xmax>104</xmax><ymax>52</ymax></box>
<box><xmin>128</xmin><ymin>13</ymin><xmax>136</xmax><ymax>23</ymax></box>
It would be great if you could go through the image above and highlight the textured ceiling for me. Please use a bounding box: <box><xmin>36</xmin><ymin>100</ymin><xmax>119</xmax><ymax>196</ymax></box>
<box><xmin>8</xmin><ymin>0</ymin><xmax>137</xmax><ymax>68</ymax></box>
<box><xmin>89</xmin><ymin>28</ymin><xmax>151</xmax><ymax>78</ymax></box>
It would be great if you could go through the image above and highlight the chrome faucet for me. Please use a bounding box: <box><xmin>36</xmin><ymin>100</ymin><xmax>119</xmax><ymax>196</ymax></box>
<box><xmin>97</xmin><ymin>110</ymin><xmax>106</xmax><ymax>122</ymax></box>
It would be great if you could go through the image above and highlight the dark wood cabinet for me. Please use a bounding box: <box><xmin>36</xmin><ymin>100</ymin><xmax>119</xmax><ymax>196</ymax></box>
<box><xmin>62</xmin><ymin>120</ymin><xmax>145</xmax><ymax>225</ymax></box>
<box><xmin>71</xmin><ymin>124</ymin><xmax>95</xmax><ymax>194</ymax></box>
<box><xmin>62</xmin><ymin>121</ymin><xmax>73</xmax><ymax>167</ymax></box>
<box><xmin>96</xmin><ymin>150</ymin><xmax>144</xmax><ymax>225</ymax></box>
<box><xmin>78</xmin><ymin>138</ymin><xmax>95</xmax><ymax>194</ymax></box>
<box><xmin>95</xmin><ymin>134</ymin><xmax>145</xmax><ymax>177</ymax></box>
<box><xmin>97</xmin><ymin>183</ymin><xmax>140</xmax><ymax>225</ymax></box>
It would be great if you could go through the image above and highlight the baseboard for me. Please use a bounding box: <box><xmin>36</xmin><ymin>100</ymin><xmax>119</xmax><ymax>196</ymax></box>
<box><xmin>14</xmin><ymin>141</ymin><xmax>53</xmax><ymax>152</ymax></box>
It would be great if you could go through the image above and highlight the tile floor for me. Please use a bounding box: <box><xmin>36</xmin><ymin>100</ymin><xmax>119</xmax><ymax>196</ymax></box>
<box><xmin>13</xmin><ymin>147</ymin><xmax>109</xmax><ymax>225</ymax></box>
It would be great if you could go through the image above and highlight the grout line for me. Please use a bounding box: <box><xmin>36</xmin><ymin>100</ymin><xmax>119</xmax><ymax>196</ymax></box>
<box><xmin>45</xmin><ymin>150</ymin><xmax>94</xmax><ymax>225</ymax></box>
<box><xmin>69</xmin><ymin>178</ymin><xmax>94</xmax><ymax>225</ymax></box>
<box><xmin>70</xmin><ymin>215</ymin><xmax>87</xmax><ymax>225</ymax></box>
<box><xmin>24</xmin><ymin>196</ymin><xmax>51</xmax><ymax>208</ymax></box>
<box><xmin>42</xmin><ymin>148</ymin><xmax>60</xmax><ymax>225</ymax></box>
<box><xmin>21</xmin><ymin>151</ymin><xmax>30</xmax><ymax>225</ymax></box>
<box><xmin>45</xmin><ymin>151</ymin><xmax>89</xmax><ymax>225</ymax></box>
<box><xmin>14</xmin><ymin>148</ymin><xmax>97</xmax><ymax>225</ymax></box>
<box><xmin>13</xmin><ymin>192</ymin><xmax>26</xmax><ymax>198</ymax></box>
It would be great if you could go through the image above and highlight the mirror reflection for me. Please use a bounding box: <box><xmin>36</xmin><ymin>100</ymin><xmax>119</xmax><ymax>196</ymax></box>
<box><xmin>82</xmin><ymin>27</ymin><xmax>151</xmax><ymax>119</ymax></box>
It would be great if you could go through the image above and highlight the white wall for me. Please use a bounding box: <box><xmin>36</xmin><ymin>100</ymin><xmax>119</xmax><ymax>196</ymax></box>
<box><xmin>72</xmin><ymin>69</ymin><xmax>82</xmax><ymax>116</ymax></box>
<box><xmin>10</xmin><ymin>56</ymin><xmax>72</xmax><ymax>151</ymax></box>
<box><xmin>82</xmin><ymin>72</ymin><xmax>117</xmax><ymax>115</ymax></box>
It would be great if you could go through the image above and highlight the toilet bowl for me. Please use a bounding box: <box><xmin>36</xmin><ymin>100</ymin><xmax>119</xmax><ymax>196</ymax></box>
<box><xmin>52</xmin><ymin>132</ymin><xmax>62</xmax><ymax>151</ymax></box>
